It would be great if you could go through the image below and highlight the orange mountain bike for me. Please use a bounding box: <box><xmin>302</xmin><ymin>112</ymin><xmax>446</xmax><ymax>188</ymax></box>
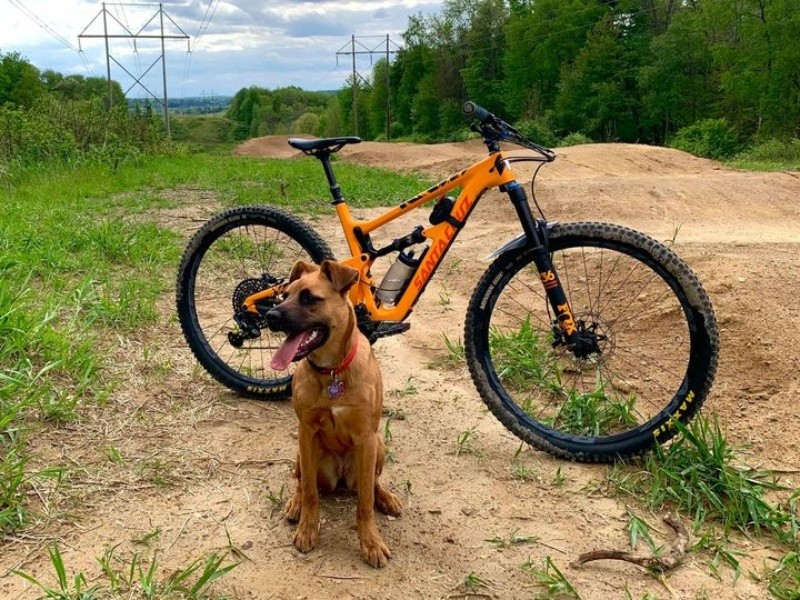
<box><xmin>176</xmin><ymin>102</ymin><xmax>719</xmax><ymax>462</ymax></box>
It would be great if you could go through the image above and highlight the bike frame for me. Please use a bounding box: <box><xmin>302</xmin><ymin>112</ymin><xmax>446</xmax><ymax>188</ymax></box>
<box><xmin>242</xmin><ymin>147</ymin><xmax>583</xmax><ymax>346</ymax></box>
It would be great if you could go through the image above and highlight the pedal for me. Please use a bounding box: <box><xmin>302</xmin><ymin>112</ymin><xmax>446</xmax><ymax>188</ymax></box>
<box><xmin>368</xmin><ymin>321</ymin><xmax>411</xmax><ymax>343</ymax></box>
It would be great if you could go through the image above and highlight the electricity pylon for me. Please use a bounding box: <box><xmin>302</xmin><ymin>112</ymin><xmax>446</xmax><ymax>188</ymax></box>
<box><xmin>336</xmin><ymin>34</ymin><xmax>401</xmax><ymax>139</ymax></box>
<box><xmin>79</xmin><ymin>2</ymin><xmax>190</xmax><ymax>138</ymax></box>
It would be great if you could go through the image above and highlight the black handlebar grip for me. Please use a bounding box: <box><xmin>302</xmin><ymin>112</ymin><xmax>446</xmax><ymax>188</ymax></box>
<box><xmin>462</xmin><ymin>101</ymin><xmax>492</xmax><ymax>123</ymax></box>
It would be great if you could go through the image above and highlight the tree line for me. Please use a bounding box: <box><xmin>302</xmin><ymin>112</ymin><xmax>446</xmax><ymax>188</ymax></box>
<box><xmin>227</xmin><ymin>0</ymin><xmax>798</xmax><ymax>157</ymax></box>
<box><xmin>225</xmin><ymin>86</ymin><xmax>338</xmax><ymax>140</ymax></box>
<box><xmin>351</xmin><ymin>0</ymin><xmax>799</xmax><ymax>149</ymax></box>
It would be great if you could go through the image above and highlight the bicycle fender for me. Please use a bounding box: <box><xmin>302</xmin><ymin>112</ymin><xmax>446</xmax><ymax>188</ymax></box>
<box><xmin>482</xmin><ymin>234</ymin><xmax>528</xmax><ymax>262</ymax></box>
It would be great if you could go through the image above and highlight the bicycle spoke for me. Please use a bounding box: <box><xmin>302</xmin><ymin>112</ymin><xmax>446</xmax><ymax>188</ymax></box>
<box><xmin>469</xmin><ymin>222</ymin><xmax>715</xmax><ymax>456</ymax></box>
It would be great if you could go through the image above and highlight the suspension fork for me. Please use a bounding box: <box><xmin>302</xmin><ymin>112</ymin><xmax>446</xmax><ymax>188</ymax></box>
<box><xmin>505</xmin><ymin>182</ymin><xmax>591</xmax><ymax>356</ymax></box>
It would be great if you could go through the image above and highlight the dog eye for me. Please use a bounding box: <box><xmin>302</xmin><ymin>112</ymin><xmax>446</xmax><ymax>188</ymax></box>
<box><xmin>299</xmin><ymin>290</ymin><xmax>321</xmax><ymax>306</ymax></box>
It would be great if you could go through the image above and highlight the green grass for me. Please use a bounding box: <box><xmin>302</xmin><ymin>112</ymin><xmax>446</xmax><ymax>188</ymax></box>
<box><xmin>14</xmin><ymin>542</ymin><xmax>237</xmax><ymax>600</ymax></box>
<box><xmin>521</xmin><ymin>555</ymin><xmax>581</xmax><ymax>599</ymax></box>
<box><xmin>489</xmin><ymin>318</ymin><xmax>638</xmax><ymax>436</ymax></box>
<box><xmin>0</xmin><ymin>150</ymin><xmax>432</xmax><ymax>534</ymax></box>
<box><xmin>608</xmin><ymin>415</ymin><xmax>799</xmax><ymax>546</ymax></box>
<box><xmin>53</xmin><ymin>151</ymin><xmax>430</xmax><ymax>213</ymax></box>
<box><xmin>458</xmin><ymin>571</ymin><xmax>493</xmax><ymax>595</ymax></box>
<box><xmin>727</xmin><ymin>138</ymin><xmax>800</xmax><ymax>171</ymax></box>
<box><xmin>626</xmin><ymin>510</ymin><xmax>658</xmax><ymax>553</ymax></box>
<box><xmin>766</xmin><ymin>551</ymin><xmax>800</xmax><ymax>600</ymax></box>
<box><xmin>489</xmin><ymin>318</ymin><xmax>560</xmax><ymax>393</ymax></box>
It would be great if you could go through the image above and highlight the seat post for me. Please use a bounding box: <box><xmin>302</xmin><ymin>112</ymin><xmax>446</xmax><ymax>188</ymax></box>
<box><xmin>316</xmin><ymin>151</ymin><xmax>344</xmax><ymax>204</ymax></box>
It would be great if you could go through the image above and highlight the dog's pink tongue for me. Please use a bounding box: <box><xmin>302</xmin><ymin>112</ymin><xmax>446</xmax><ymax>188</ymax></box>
<box><xmin>270</xmin><ymin>332</ymin><xmax>309</xmax><ymax>371</ymax></box>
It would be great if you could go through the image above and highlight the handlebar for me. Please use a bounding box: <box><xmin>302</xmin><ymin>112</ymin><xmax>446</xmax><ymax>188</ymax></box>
<box><xmin>462</xmin><ymin>101</ymin><xmax>556</xmax><ymax>161</ymax></box>
<box><xmin>462</xmin><ymin>101</ymin><xmax>492</xmax><ymax>124</ymax></box>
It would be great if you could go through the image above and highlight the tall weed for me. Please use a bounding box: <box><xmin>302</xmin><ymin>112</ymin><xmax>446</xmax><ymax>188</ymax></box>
<box><xmin>609</xmin><ymin>415</ymin><xmax>798</xmax><ymax>545</ymax></box>
<box><xmin>0</xmin><ymin>96</ymin><xmax>163</xmax><ymax>181</ymax></box>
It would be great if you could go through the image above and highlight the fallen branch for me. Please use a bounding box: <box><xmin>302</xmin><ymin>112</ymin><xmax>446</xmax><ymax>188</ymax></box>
<box><xmin>572</xmin><ymin>513</ymin><xmax>688</xmax><ymax>572</ymax></box>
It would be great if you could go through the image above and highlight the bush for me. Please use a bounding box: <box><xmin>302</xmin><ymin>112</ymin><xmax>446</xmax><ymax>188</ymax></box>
<box><xmin>514</xmin><ymin>117</ymin><xmax>558</xmax><ymax>148</ymax></box>
<box><xmin>734</xmin><ymin>138</ymin><xmax>800</xmax><ymax>163</ymax></box>
<box><xmin>668</xmin><ymin>118</ymin><xmax>740</xmax><ymax>160</ymax></box>
<box><xmin>0</xmin><ymin>96</ymin><xmax>162</xmax><ymax>178</ymax></box>
<box><xmin>559</xmin><ymin>132</ymin><xmax>593</xmax><ymax>147</ymax></box>
<box><xmin>292</xmin><ymin>112</ymin><xmax>320</xmax><ymax>134</ymax></box>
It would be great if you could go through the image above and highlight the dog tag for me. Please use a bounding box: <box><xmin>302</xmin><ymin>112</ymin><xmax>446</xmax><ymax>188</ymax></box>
<box><xmin>328</xmin><ymin>377</ymin><xmax>345</xmax><ymax>399</ymax></box>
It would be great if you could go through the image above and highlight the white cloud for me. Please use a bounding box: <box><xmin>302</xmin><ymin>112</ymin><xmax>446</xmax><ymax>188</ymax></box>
<box><xmin>0</xmin><ymin>0</ymin><xmax>443</xmax><ymax>96</ymax></box>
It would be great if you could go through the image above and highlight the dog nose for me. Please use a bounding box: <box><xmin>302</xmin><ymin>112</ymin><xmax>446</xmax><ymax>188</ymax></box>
<box><xmin>265</xmin><ymin>308</ymin><xmax>283</xmax><ymax>331</ymax></box>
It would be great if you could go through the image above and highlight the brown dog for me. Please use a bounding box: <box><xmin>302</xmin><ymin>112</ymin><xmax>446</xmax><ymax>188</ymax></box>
<box><xmin>266</xmin><ymin>259</ymin><xmax>402</xmax><ymax>568</ymax></box>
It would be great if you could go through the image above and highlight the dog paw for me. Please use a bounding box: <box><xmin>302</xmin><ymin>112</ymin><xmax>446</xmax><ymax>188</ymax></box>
<box><xmin>293</xmin><ymin>525</ymin><xmax>319</xmax><ymax>553</ymax></box>
<box><xmin>375</xmin><ymin>489</ymin><xmax>402</xmax><ymax>517</ymax></box>
<box><xmin>283</xmin><ymin>496</ymin><xmax>302</xmax><ymax>523</ymax></box>
<box><xmin>360</xmin><ymin>533</ymin><xmax>391</xmax><ymax>568</ymax></box>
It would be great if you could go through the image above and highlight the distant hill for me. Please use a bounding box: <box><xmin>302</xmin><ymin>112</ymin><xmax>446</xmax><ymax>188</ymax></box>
<box><xmin>128</xmin><ymin>95</ymin><xmax>233</xmax><ymax>114</ymax></box>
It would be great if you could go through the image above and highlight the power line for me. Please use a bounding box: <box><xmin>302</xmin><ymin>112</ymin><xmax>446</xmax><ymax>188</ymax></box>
<box><xmin>6</xmin><ymin>0</ymin><xmax>98</xmax><ymax>76</ymax></box>
<box><xmin>193</xmin><ymin>0</ymin><xmax>221</xmax><ymax>50</ymax></box>
<box><xmin>179</xmin><ymin>0</ymin><xmax>221</xmax><ymax>97</ymax></box>
<box><xmin>6</xmin><ymin>0</ymin><xmax>80</xmax><ymax>53</ymax></box>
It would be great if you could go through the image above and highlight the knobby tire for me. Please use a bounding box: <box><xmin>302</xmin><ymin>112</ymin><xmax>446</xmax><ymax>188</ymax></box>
<box><xmin>176</xmin><ymin>205</ymin><xmax>334</xmax><ymax>399</ymax></box>
<box><xmin>464</xmin><ymin>222</ymin><xmax>719</xmax><ymax>462</ymax></box>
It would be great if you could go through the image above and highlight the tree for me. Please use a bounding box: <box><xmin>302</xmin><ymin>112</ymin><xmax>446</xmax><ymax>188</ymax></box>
<box><xmin>553</xmin><ymin>11</ymin><xmax>643</xmax><ymax>141</ymax></box>
<box><xmin>639</xmin><ymin>5</ymin><xmax>715</xmax><ymax>143</ymax></box>
<box><xmin>368</xmin><ymin>58</ymin><xmax>391</xmax><ymax>139</ymax></box>
<box><xmin>292</xmin><ymin>112</ymin><xmax>319</xmax><ymax>134</ymax></box>
<box><xmin>391</xmin><ymin>13</ymin><xmax>437</xmax><ymax>138</ymax></box>
<box><xmin>460</xmin><ymin>0</ymin><xmax>508</xmax><ymax>114</ymax></box>
<box><xmin>704</xmin><ymin>0</ymin><xmax>800</xmax><ymax>138</ymax></box>
<box><xmin>0</xmin><ymin>51</ymin><xmax>44</xmax><ymax>108</ymax></box>
<box><xmin>503</xmin><ymin>0</ymin><xmax>605</xmax><ymax>120</ymax></box>
<box><xmin>359</xmin><ymin>0</ymin><xmax>800</xmax><ymax>143</ymax></box>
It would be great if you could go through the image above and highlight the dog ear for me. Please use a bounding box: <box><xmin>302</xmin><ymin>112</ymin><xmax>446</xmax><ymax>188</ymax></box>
<box><xmin>289</xmin><ymin>260</ymin><xmax>318</xmax><ymax>282</ymax></box>
<box><xmin>320</xmin><ymin>260</ymin><xmax>359</xmax><ymax>294</ymax></box>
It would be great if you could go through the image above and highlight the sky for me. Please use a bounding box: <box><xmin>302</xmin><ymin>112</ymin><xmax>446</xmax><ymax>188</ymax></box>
<box><xmin>1</xmin><ymin>0</ymin><xmax>444</xmax><ymax>98</ymax></box>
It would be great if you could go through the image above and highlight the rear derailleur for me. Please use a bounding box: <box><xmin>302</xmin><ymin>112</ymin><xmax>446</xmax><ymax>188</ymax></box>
<box><xmin>228</xmin><ymin>275</ymin><xmax>283</xmax><ymax>348</ymax></box>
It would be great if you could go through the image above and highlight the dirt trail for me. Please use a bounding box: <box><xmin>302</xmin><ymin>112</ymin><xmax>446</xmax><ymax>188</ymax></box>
<box><xmin>2</xmin><ymin>137</ymin><xmax>799</xmax><ymax>600</ymax></box>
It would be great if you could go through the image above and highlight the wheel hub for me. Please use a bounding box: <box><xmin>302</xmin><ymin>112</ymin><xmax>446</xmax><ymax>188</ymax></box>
<box><xmin>571</xmin><ymin>320</ymin><xmax>607</xmax><ymax>358</ymax></box>
<box><xmin>552</xmin><ymin>313</ymin><xmax>611</xmax><ymax>359</ymax></box>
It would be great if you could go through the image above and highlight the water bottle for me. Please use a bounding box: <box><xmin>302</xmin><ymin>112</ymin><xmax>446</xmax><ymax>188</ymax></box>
<box><xmin>375</xmin><ymin>250</ymin><xmax>419</xmax><ymax>307</ymax></box>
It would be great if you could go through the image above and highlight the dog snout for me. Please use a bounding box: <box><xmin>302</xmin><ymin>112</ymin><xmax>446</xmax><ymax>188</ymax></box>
<box><xmin>265</xmin><ymin>308</ymin><xmax>285</xmax><ymax>331</ymax></box>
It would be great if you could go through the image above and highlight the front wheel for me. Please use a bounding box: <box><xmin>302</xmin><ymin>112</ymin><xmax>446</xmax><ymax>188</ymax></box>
<box><xmin>176</xmin><ymin>205</ymin><xmax>334</xmax><ymax>398</ymax></box>
<box><xmin>465</xmin><ymin>222</ymin><xmax>719</xmax><ymax>462</ymax></box>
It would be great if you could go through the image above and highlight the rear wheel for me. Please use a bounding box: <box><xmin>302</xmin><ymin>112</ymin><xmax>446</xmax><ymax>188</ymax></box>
<box><xmin>176</xmin><ymin>205</ymin><xmax>334</xmax><ymax>398</ymax></box>
<box><xmin>465</xmin><ymin>222</ymin><xmax>718</xmax><ymax>461</ymax></box>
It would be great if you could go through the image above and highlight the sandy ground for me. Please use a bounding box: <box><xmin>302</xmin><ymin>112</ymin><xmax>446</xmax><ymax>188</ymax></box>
<box><xmin>2</xmin><ymin>137</ymin><xmax>800</xmax><ymax>599</ymax></box>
